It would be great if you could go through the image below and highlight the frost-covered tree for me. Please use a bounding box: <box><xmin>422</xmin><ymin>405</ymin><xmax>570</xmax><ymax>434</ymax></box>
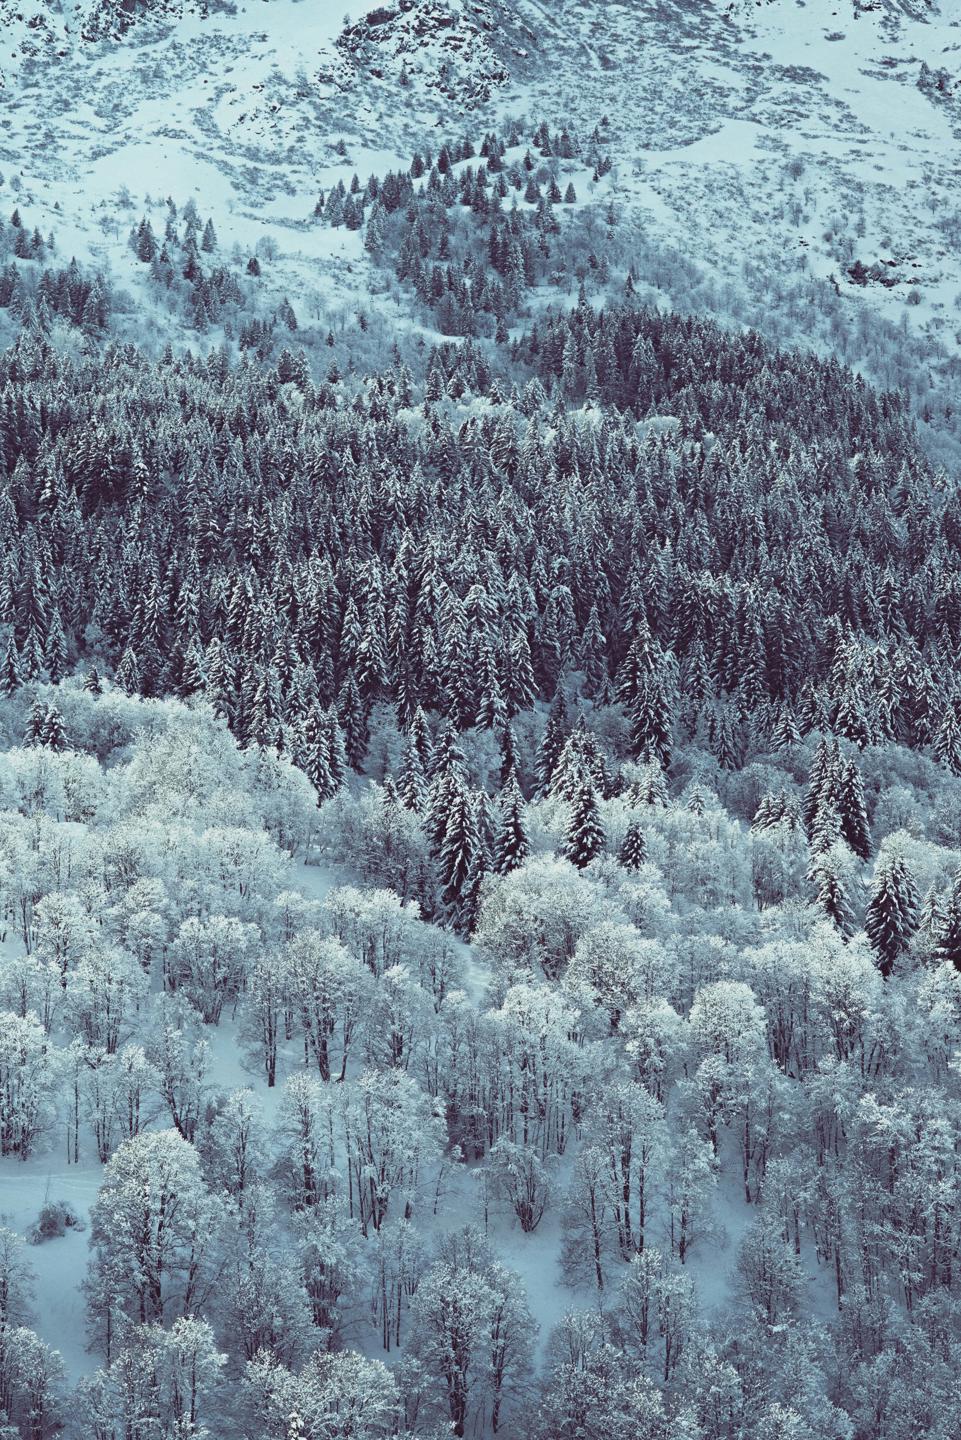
<box><xmin>865</xmin><ymin>849</ymin><xmax>919</xmax><ymax>978</ymax></box>
<box><xmin>86</xmin><ymin>1129</ymin><xmax>224</xmax><ymax>1359</ymax></box>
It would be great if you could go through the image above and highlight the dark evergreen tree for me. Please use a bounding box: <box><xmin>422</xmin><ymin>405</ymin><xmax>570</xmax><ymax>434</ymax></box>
<box><xmin>618</xmin><ymin>820</ymin><xmax>646</xmax><ymax>871</ymax></box>
<box><xmin>493</xmin><ymin>780</ymin><xmax>530</xmax><ymax>875</ymax></box>
<box><xmin>564</xmin><ymin>778</ymin><xmax>604</xmax><ymax>869</ymax></box>
<box><xmin>865</xmin><ymin>851</ymin><xmax>919</xmax><ymax>979</ymax></box>
<box><xmin>536</xmin><ymin>692</ymin><xmax>569</xmax><ymax>796</ymax></box>
<box><xmin>836</xmin><ymin>756</ymin><xmax>871</xmax><ymax>861</ymax></box>
<box><xmin>933</xmin><ymin>872</ymin><xmax>961</xmax><ymax>971</ymax></box>
<box><xmin>40</xmin><ymin>703</ymin><xmax>68</xmax><ymax>752</ymax></box>
<box><xmin>438</xmin><ymin>776</ymin><xmax>478</xmax><ymax>910</ymax></box>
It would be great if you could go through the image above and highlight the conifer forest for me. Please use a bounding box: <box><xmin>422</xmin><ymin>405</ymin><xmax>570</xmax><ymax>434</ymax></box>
<box><xmin>1</xmin><ymin>2</ymin><xmax>961</xmax><ymax>1437</ymax></box>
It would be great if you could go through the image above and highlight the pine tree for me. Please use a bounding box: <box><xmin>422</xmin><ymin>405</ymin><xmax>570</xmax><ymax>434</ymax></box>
<box><xmin>40</xmin><ymin>703</ymin><xmax>68</xmax><ymax>752</ymax></box>
<box><xmin>564</xmin><ymin>778</ymin><xmax>604</xmax><ymax>869</ymax></box>
<box><xmin>493</xmin><ymin>780</ymin><xmax>530</xmax><ymax>875</ymax></box>
<box><xmin>814</xmin><ymin>859</ymin><xmax>855</xmax><ymax>939</ymax></box>
<box><xmin>337</xmin><ymin>673</ymin><xmax>369</xmax><ymax>770</ymax></box>
<box><xmin>865</xmin><ymin>851</ymin><xmax>919</xmax><ymax>978</ymax></box>
<box><xmin>836</xmin><ymin>756</ymin><xmax>871</xmax><ymax>861</ymax></box>
<box><xmin>934</xmin><ymin>703</ymin><xmax>961</xmax><ymax>776</ymax></box>
<box><xmin>24</xmin><ymin>698</ymin><xmax>47</xmax><ymax>746</ymax></box>
<box><xmin>0</xmin><ymin>632</ymin><xmax>22</xmax><ymax>695</ymax></box>
<box><xmin>619</xmin><ymin>820</ymin><xmax>646</xmax><ymax>871</ymax></box>
<box><xmin>536</xmin><ymin>692</ymin><xmax>568</xmax><ymax>795</ymax></box>
<box><xmin>438</xmin><ymin>776</ymin><xmax>478</xmax><ymax>909</ymax></box>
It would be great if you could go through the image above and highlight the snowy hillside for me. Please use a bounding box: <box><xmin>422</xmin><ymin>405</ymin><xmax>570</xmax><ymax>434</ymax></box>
<box><xmin>2</xmin><ymin>0</ymin><xmax>960</xmax><ymax>433</ymax></box>
<box><xmin>2</xmin><ymin>2</ymin><xmax>961</xmax><ymax>1439</ymax></box>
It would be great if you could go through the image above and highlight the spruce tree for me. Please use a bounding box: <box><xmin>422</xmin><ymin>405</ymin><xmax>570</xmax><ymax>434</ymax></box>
<box><xmin>865</xmin><ymin>851</ymin><xmax>919</xmax><ymax>978</ymax></box>
<box><xmin>40</xmin><ymin>704</ymin><xmax>68</xmax><ymax>752</ymax></box>
<box><xmin>934</xmin><ymin>704</ymin><xmax>961</xmax><ymax>776</ymax></box>
<box><xmin>814</xmin><ymin>860</ymin><xmax>855</xmax><ymax>940</ymax></box>
<box><xmin>321</xmin><ymin>709</ymin><xmax>348</xmax><ymax>790</ymax></box>
<box><xmin>564</xmin><ymin>778</ymin><xmax>604</xmax><ymax>869</ymax></box>
<box><xmin>24</xmin><ymin>699</ymin><xmax>47</xmax><ymax>746</ymax></box>
<box><xmin>493</xmin><ymin>780</ymin><xmax>530</xmax><ymax>875</ymax></box>
<box><xmin>0</xmin><ymin>633</ymin><xmax>22</xmax><ymax>695</ymax></box>
<box><xmin>802</xmin><ymin>737</ymin><xmax>838</xmax><ymax>834</ymax></box>
<box><xmin>535</xmin><ymin>692</ymin><xmax>568</xmax><ymax>795</ymax></box>
<box><xmin>769</xmin><ymin>706</ymin><xmax>801</xmax><ymax>751</ymax></box>
<box><xmin>115</xmin><ymin>646</ymin><xmax>141</xmax><ymax>695</ymax></box>
<box><xmin>300</xmin><ymin>704</ymin><xmax>336</xmax><ymax>802</ymax></box>
<box><xmin>836</xmin><ymin>756</ymin><xmax>871</xmax><ymax>861</ymax></box>
<box><xmin>337</xmin><ymin>673</ymin><xmax>369</xmax><ymax>770</ymax></box>
<box><xmin>630</xmin><ymin>671</ymin><xmax>674</xmax><ymax>768</ymax></box>
<box><xmin>933</xmin><ymin>871</ymin><xmax>961</xmax><ymax>971</ymax></box>
<box><xmin>438</xmin><ymin>776</ymin><xmax>478</xmax><ymax>909</ymax></box>
<box><xmin>398</xmin><ymin>737</ymin><xmax>427</xmax><ymax>813</ymax></box>
<box><xmin>619</xmin><ymin>819</ymin><xmax>646</xmax><ymax>871</ymax></box>
<box><xmin>408</xmin><ymin>705</ymin><xmax>433</xmax><ymax>772</ymax></box>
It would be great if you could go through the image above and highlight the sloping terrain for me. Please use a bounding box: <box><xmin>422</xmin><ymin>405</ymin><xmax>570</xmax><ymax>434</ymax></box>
<box><xmin>1</xmin><ymin>0</ymin><xmax>958</xmax><ymax>454</ymax></box>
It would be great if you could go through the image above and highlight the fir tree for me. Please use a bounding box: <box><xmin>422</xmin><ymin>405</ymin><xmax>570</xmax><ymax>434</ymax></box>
<box><xmin>619</xmin><ymin>819</ymin><xmax>646</xmax><ymax>871</ymax></box>
<box><xmin>932</xmin><ymin>871</ymin><xmax>961</xmax><ymax>971</ymax></box>
<box><xmin>0</xmin><ymin>633</ymin><xmax>22</xmax><ymax>695</ymax></box>
<box><xmin>836</xmin><ymin>756</ymin><xmax>871</xmax><ymax>861</ymax></box>
<box><xmin>493</xmin><ymin>780</ymin><xmax>530</xmax><ymax>875</ymax></box>
<box><xmin>40</xmin><ymin>704</ymin><xmax>68</xmax><ymax>752</ymax></box>
<box><xmin>536</xmin><ymin>691</ymin><xmax>568</xmax><ymax>795</ymax></box>
<box><xmin>438</xmin><ymin>776</ymin><xmax>478</xmax><ymax>910</ymax></box>
<box><xmin>865</xmin><ymin>851</ymin><xmax>919</xmax><ymax>978</ymax></box>
<box><xmin>564</xmin><ymin>778</ymin><xmax>604</xmax><ymax>869</ymax></box>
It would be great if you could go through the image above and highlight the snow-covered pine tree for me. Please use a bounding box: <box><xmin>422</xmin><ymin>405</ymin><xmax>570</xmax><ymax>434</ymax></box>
<box><xmin>933</xmin><ymin>871</ymin><xmax>961</xmax><ymax>972</ymax></box>
<box><xmin>493</xmin><ymin>780</ymin><xmax>530</xmax><ymax>875</ymax></box>
<box><xmin>836</xmin><ymin>756</ymin><xmax>871</xmax><ymax>861</ymax></box>
<box><xmin>618</xmin><ymin>819</ymin><xmax>646</xmax><ymax>871</ymax></box>
<box><xmin>438</xmin><ymin>776</ymin><xmax>478</xmax><ymax>910</ymax></box>
<box><xmin>865</xmin><ymin>851</ymin><xmax>919</xmax><ymax>978</ymax></box>
<box><xmin>564</xmin><ymin>777</ymin><xmax>604</xmax><ymax>869</ymax></box>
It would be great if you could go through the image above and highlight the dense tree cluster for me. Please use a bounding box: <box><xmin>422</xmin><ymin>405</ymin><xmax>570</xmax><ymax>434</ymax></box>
<box><xmin>1</xmin><ymin>105</ymin><xmax>961</xmax><ymax>1440</ymax></box>
<box><xmin>358</xmin><ymin>120</ymin><xmax>612</xmax><ymax>338</ymax></box>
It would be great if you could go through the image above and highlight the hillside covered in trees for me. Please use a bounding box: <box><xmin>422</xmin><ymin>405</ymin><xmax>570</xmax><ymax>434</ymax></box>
<box><xmin>1</xmin><ymin>99</ymin><xmax>961</xmax><ymax>1440</ymax></box>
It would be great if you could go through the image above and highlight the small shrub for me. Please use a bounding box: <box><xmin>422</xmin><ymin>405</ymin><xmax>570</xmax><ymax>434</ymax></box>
<box><xmin>28</xmin><ymin>1200</ymin><xmax>85</xmax><ymax>1244</ymax></box>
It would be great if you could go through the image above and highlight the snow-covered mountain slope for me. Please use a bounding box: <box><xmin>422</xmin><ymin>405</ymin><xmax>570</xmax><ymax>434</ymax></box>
<box><xmin>1</xmin><ymin>0</ymin><xmax>959</xmax><ymax>445</ymax></box>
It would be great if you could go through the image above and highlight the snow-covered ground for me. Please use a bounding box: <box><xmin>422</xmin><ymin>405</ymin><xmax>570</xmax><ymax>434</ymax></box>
<box><xmin>1</xmin><ymin>0</ymin><xmax>957</xmax><ymax>453</ymax></box>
